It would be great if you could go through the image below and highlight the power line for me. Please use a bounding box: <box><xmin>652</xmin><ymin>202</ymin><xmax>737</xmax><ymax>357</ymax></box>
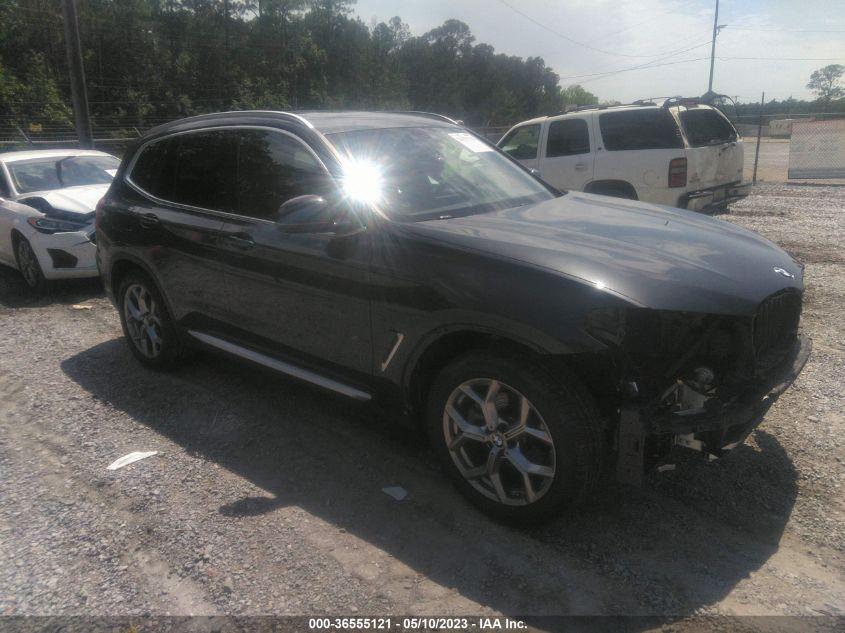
<box><xmin>493</xmin><ymin>0</ymin><xmax>710</xmax><ymax>59</ymax></box>
<box><xmin>559</xmin><ymin>39</ymin><xmax>714</xmax><ymax>81</ymax></box>
<box><xmin>560</xmin><ymin>54</ymin><xmax>843</xmax><ymax>85</ymax></box>
<box><xmin>728</xmin><ymin>26</ymin><xmax>845</xmax><ymax>33</ymax></box>
<box><xmin>722</xmin><ymin>56</ymin><xmax>845</xmax><ymax>61</ymax></box>
<box><xmin>575</xmin><ymin>58</ymin><xmax>711</xmax><ymax>84</ymax></box>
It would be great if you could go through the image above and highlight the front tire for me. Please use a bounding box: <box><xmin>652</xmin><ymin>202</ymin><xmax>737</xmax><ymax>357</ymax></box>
<box><xmin>426</xmin><ymin>350</ymin><xmax>604</xmax><ymax>523</ymax></box>
<box><xmin>118</xmin><ymin>271</ymin><xmax>186</xmax><ymax>370</ymax></box>
<box><xmin>15</xmin><ymin>237</ymin><xmax>48</xmax><ymax>292</ymax></box>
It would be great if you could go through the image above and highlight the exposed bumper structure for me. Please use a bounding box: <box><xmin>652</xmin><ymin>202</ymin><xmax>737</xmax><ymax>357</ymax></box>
<box><xmin>29</xmin><ymin>227</ymin><xmax>99</xmax><ymax>280</ymax></box>
<box><xmin>683</xmin><ymin>182</ymin><xmax>752</xmax><ymax>213</ymax></box>
<box><xmin>617</xmin><ymin>333</ymin><xmax>811</xmax><ymax>484</ymax></box>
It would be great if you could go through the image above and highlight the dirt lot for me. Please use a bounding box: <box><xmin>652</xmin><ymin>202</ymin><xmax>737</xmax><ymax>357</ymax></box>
<box><xmin>0</xmin><ymin>184</ymin><xmax>843</xmax><ymax>627</ymax></box>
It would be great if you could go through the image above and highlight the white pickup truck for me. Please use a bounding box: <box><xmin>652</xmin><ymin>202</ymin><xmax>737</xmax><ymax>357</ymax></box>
<box><xmin>498</xmin><ymin>99</ymin><xmax>751</xmax><ymax>212</ymax></box>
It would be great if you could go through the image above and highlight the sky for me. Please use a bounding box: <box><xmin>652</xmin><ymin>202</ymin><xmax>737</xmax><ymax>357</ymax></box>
<box><xmin>352</xmin><ymin>0</ymin><xmax>845</xmax><ymax>104</ymax></box>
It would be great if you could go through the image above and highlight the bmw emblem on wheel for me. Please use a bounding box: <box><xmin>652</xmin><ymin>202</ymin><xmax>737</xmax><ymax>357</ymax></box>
<box><xmin>773</xmin><ymin>267</ymin><xmax>795</xmax><ymax>279</ymax></box>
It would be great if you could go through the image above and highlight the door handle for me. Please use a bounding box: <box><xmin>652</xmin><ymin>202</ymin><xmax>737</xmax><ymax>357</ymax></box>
<box><xmin>223</xmin><ymin>232</ymin><xmax>255</xmax><ymax>251</ymax></box>
<box><xmin>139</xmin><ymin>213</ymin><xmax>159</xmax><ymax>229</ymax></box>
<box><xmin>575</xmin><ymin>163</ymin><xmax>587</xmax><ymax>171</ymax></box>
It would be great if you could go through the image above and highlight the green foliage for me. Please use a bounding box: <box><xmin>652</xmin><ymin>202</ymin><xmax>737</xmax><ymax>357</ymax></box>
<box><xmin>807</xmin><ymin>64</ymin><xmax>845</xmax><ymax>103</ymax></box>
<box><xmin>0</xmin><ymin>0</ymin><xmax>575</xmax><ymax>132</ymax></box>
<box><xmin>560</xmin><ymin>85</ymin><xmax>598</xmax><ymax>109</ymax></box>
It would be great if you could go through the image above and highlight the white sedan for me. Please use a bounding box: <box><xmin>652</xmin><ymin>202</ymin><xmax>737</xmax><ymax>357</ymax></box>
<box><xmin>0</xmin><ymin>149</ymin><xmax>119</xmax><ymax>290</ymax></box>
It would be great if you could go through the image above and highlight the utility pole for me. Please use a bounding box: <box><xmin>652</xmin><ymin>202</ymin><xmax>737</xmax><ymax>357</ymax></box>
<box><xmin>61</xmin><ymin>0</ymin><xmax>93</xmax><ymax>148</ymax></box>
<box><xmin>752</xmin><ymin>92</ymin><xmax>765</xmax><ymax>185</ymax></box>
<box><xmin>707</xmin><ymin>0</ymin><xmax>720</xmax><ymax>94</ymax></box>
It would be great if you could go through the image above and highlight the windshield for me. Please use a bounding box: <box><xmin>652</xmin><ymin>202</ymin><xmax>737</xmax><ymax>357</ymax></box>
<box><xmin>326</xmin><ymin>126</ymin><xmax>555</xmax><ymax>221</ymax></box>
<box><xmin>8</xmin><ymin>155</ymin><xmax>119</xmax><ymax>194</ymax></box>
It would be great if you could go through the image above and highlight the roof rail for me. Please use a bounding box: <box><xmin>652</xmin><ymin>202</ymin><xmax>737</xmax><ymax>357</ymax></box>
<box><xmin>660</xmin><ymin>96</ymin><xmax>699</xmax><ymax>110</ymax></box>
<box><xmin>144</xmin><ymin>110</ymin><xmax>316</xmax><ymax>137</ymax></box>
<box><xmin>563</xmin><ymin>101</ymin><xmax>657</xmax><ymax>114</ymax></box>
<box><xmin>388</xmin><ymin>111</ymin><xmax>462</xmax><ymax>125</ymax></box>
<box><xmin>565</xmin><ymin>103</ymin><xmax>603</xmax><ymax>113</ymax></box>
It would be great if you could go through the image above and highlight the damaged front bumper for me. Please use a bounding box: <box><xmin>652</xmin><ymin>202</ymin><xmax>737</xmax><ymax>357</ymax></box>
<box><xmin>617</xmin><ymin>333</ymin><xmax>812</xmax><ymax>485</ymax></box>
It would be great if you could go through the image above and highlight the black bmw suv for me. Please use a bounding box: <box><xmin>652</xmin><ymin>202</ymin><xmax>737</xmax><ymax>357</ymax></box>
<box><xmin>97</xmin><ymin>110</ymin><xmax>810</xmax><ymax>521</ymax></box>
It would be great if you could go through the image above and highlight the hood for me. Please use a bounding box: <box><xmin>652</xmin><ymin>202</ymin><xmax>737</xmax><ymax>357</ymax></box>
<box><xmin>20</xmin><ymin>184</ymin><xmax>109</xmax><ymax>217</ymax></box>
<box><xmin>403</xmin><ymin>192</ymin><xmax>802</xmax><ymax>316</ymax></box>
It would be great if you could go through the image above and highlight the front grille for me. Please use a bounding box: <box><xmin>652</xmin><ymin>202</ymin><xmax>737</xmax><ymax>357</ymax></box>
<box><xmin>752</xmin><ymin>290</ymin><xmax>802</xmax><ymax>360</ymax></box>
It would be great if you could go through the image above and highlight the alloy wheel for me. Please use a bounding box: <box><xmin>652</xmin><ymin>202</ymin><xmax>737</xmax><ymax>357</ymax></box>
<box><xmin>123</xmin><ymin>283</ymin><xmax>164</xmax><ymax>358</ymax></box>
<box><xmin>442</xmin><ymin>378</ymin><xmax>556</xmax><ymax>506</ymax></box>
<box><xmin>17</xmin><ymin>240</ymin><xmax>41</xmax><ymax>288</ymax></box>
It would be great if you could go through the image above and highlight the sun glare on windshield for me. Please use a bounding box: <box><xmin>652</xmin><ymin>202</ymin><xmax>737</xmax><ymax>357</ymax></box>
<box><xmin>341</xmin><ymin>158</ymin><xmax>384</xmax><ymax>204</ymax></box>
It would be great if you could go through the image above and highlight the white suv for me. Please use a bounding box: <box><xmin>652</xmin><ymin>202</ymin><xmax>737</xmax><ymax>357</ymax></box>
<box><xmin>498</xmin><ymin>99</ymin><xmax>750</xmax><ymax>212</ymax></box>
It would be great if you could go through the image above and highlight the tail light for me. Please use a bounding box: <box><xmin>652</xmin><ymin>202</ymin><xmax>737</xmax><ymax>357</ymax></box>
<box><xmin>668</xmin><ymin>157</ymin><xmax>687</xmax><ymax>188</ymax></box>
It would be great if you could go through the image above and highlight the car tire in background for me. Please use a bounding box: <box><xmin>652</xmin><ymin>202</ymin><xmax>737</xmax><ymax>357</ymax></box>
<box><xmin>426</xmin><ymin>350</ymin><xmax>604</xmax><ymax>523</ymax></box>
<box><xmin>118</xmin><ymin>270</ymin><xmax>187</xmax><ymax>370</ymax></box>
<box><xmin>14</xmin><ymin>236</ymin><xmax>48</xmax><ymax>293</ymax></box>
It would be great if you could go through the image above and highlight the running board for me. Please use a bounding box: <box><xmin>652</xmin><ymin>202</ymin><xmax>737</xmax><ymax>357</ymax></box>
<box><xmin>187</xmin><ymin>330</ymin><xmax>372</xmax><ymax>402</ymax></box>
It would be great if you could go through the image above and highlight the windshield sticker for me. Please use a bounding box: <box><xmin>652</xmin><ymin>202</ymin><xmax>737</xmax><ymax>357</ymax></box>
<box><xmin>449</xmin><ymin>132</ymin><xmax>493</xmax><ymax>153</ymax></box>
<box><xmin>105</xmin><ymin>169</ymin><xmax>117</xmax><ymax>177</ymax></box>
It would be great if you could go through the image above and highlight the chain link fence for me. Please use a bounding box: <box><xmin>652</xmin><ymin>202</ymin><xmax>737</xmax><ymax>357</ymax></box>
<box><xmin>787</xmin><ymin>118</ymin><xmax>845</xmax><ymax>180</ymax></box>
<box><xmin>3</xmin><ymin>111</ymin><xmax>843</xmax><ymax>183</ymax></box>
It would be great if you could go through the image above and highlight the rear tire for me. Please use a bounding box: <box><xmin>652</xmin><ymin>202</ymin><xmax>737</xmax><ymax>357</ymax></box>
<box><xmin>15</xmin><ymin>237</ymin><xmax>48</xmax><ymax>293</ymax></box>
<box><xmin>118</xmin><ymin>271</ymin><xmax>186</xmax><ymax>370</ymax></box>
<box><xmin>426</xmin><ymin>350</ymin><xmax>604</xmax><ymax>524</ymax></box>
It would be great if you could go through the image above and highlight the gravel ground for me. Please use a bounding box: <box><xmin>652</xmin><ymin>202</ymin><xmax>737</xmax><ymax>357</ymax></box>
<box><xmin>0</xmin><ymin>184</ymin><xmax>843</xmax><ymax>627</ymax></box>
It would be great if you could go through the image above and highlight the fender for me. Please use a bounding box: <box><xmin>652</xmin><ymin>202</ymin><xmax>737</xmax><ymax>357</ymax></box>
<box><xmin>397</xmin><ymin>315</ymin><xmax>608</xmax><ymax>397</ymax></box>
<box><xmin>107</xmin><ymin>251</ymin><xmax>179</xmax><ymax>324</ymax></box>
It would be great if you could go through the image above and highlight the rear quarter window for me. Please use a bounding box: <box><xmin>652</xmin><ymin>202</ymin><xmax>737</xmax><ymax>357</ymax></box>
<box><xmin>679</xmin><ymin>108</ymin><xmax>738</xmax><ymax>146</ymax></box>
<box><xmin>599</xmin><ymin>110</ymin><xmax>683</xmax><ymax>151</ymax></box>
<box><xmin>130</xmin><ymin>139</ymin><xmax>174</xmax><ymax>200</ymax></box>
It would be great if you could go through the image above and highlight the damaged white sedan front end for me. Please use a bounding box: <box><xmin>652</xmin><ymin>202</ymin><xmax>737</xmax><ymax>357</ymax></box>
<box><xmin>0</xmin><ymin>150</ymin><xmax>118</xmax><ymax>289</ymax></box>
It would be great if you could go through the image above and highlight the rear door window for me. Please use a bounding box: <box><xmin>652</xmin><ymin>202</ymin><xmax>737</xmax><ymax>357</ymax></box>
<box><xmin>546</xmin><ymin>119</ymin><xmax>590</xmax><ymax>157</ymax></box>
<box><xmin>172</xmin><ymin>130</ymin><xmax>238</xmax><ymax>212</ymax></box>
<box><xmin>679</xmin><ymin>108</ymin><xmax>738</xmax><ymax>146</ymax></box>
<box><xmin>499</xmin><ymin>124</ymin><xmax>541</xmax><ymax>160</ymax></box>
<box><xmin>599</xmin><ymin>110</ymin><xmax>683</xmax><ymax>151</ymax></box>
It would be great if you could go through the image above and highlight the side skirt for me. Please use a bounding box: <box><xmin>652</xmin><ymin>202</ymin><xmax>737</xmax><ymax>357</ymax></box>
<box><xmin>187</xmin><ymin>330</ymin><xmax>372</xmax><ymax>402</ymax></box>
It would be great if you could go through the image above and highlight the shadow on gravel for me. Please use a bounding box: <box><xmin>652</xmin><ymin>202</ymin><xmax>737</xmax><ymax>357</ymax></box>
<box><xmin>62</xmin><ymin>339</ymin><xmax>798</xmax><ymax>620</ymax></box>
<box><xmin>0</xmin><ymin>264</ymin><xmax>103</xmax><ymax>308</ymax></box>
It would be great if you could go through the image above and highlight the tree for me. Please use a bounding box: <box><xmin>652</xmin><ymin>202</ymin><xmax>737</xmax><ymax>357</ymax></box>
<box><xmin>0</xmin><ymin>1</ymin><xmax>602</xmax><ymax>135</ymax></box>
<box><xmin>560</xmin><ymin>85</ymin><xmax>598</xmax><ymax>109</ymax></box>
<box><xmin>807</xmin><ymin>64</ymin><xmax>844</xmax><ymax>102</ymax></box>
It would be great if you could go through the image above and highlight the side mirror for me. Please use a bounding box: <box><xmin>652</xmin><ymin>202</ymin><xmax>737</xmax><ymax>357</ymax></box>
<box><xmin>276</xmin><ymin>194</ymin><xmax>361</xmax><ymax>235</ymax></box>
<box><xmin>277</xmin><ymin>194</ymin><xmax>328</xmax><ymax>220</ymax></box>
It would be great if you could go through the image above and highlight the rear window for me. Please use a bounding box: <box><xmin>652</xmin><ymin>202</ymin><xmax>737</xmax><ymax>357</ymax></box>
<box><xmin>546</xmin><ymin>119</ymin><xmax>590</xmax><ymax>157</ymax></box>
<box><xmin>599</xmin><ymin>110</ymin><xmax>683</xmax><ymax>151</ymax></box>
<box><xmin>679</xmin><ymin>108</ymin><xmax>738</xmax><ymax>146</ymax></box>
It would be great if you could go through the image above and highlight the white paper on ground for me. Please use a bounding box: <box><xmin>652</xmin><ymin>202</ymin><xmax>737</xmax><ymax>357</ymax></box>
<box><xmin>382</xmin><ymin>486</ymin><xmax>408</xmax><ymax>501</ymax></box>
<box><xmin>107</xmin><ymin>451</ymin><xmax>159</xmax><ymax>471</ymax></box>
